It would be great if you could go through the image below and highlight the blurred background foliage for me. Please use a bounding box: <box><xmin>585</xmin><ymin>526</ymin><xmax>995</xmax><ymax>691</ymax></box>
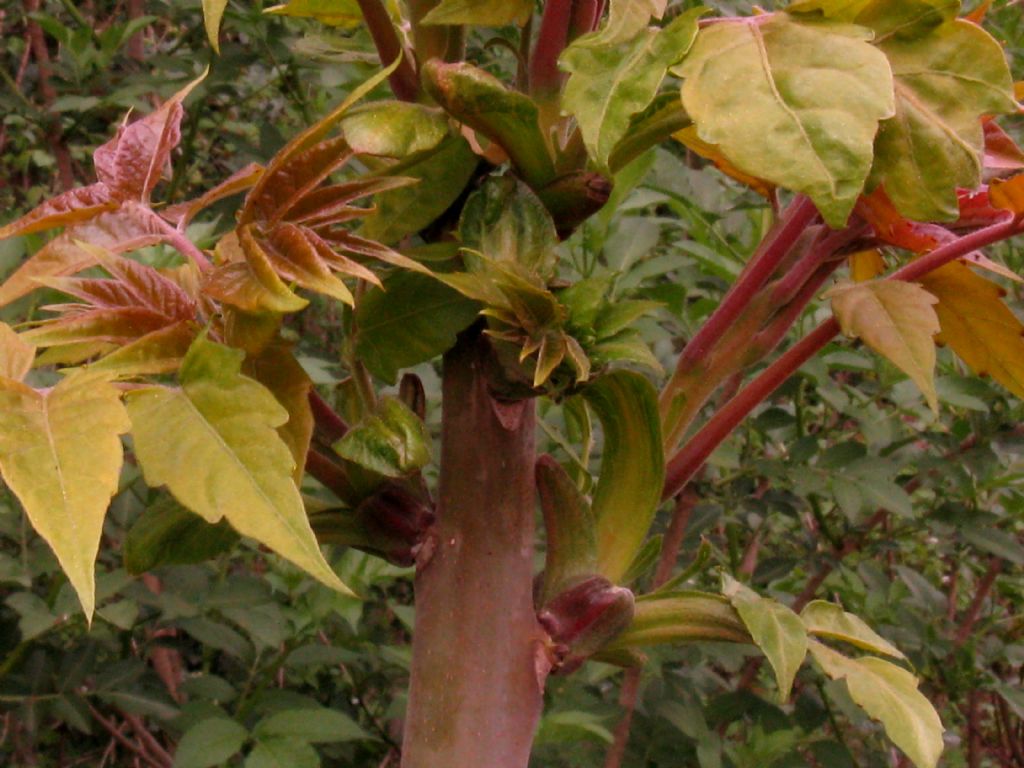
<box><xmin>0</xmin><ymin>1</ymin><xmax>1022</xmax><ymax>766</ymax></box>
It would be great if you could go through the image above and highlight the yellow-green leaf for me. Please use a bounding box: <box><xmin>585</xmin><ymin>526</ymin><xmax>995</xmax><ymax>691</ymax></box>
<box><xmin>584</xmin><ymin>370</ymin><xmax>664</xmax><ymax>583</ymax></box>
<box><xmin>0</xmin><ymin>323</ymin><xmax>35</xmax><ymax>382</ymax></box>
<box><xmin>0</xmin><ymin>372</ymin><xmax>130</xmax><ymax>620</ymax></box>
<box><xmin>870</xmin><ymin>20</ymin><xmax>1017</xmax><ymax>221</ymax></box>
<box><xmin>809</xmin><ymin>640</ymin><xmax>944</xmax><ymax>768</ymax></box>
<box><xmin>125</xmin><ymin>335</ymin><xmax>351</xmax><ymax>595</ymax></box>
<box><xmin>264</xmin><ymin>0</ymin><xmax>363</xmax><ymax>27</ymax></box>
<box><xmin>722</xmin><ymin>574</ymin><xmax>808</xmax><ymax>701</ymax></box>
<box><xmin>679</xmin><ymin>15</ymin><xmax>895</xmax><ymax>227</ymax></box>
<box><xmin>202</xmin><ymin>0</ymin><xmax>229</xmax><ymax>53</ymax></box>
<box><xmin>421</xmin><ymin>0</ymin><xmax>533</xmax><ymax>26</ymax></box>
<box><xmin>921</xmin><ymin>261</ymin><xmax>1024</xmax><ymax>400</ymax></box>
<box><xmin>561</xmin><ymin>9</ymin><xmax>704</xmax><ymax>171</ymax></box>
<box><xmin>800</xmin><ymin>600</ymin><xmax>905</xmax><ymax>659</ymax></box>
<box><xmin>826</xmin><ymin>279</ymin><xmax>940</xmax><ymax>411</ymax></box>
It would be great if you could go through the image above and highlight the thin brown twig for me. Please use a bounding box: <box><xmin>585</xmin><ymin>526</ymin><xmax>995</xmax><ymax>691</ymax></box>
<box><xmin>85</xmin><ymin>702</ymin><xmax>166</xmax><ymax>768</ymax></box>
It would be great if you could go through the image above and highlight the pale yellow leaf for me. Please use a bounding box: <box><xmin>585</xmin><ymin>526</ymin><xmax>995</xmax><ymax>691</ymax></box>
<box><xmin>810</xmin><ymin>640</ymin><xmax>944</xmax><ymax>768</ymax></box>
<box><xmin>921</xmin><ymin>261</ymin><xmax>1024</xmax><ymax>400</ymax></box>
<box><xmin>0</xmin><ymin>372</ymin><xmax>129</xmax><ymax>620</ymax></box>
<box><xmin>125</xmin><ymin>335</ymin><xmax>351</xmax><ymax>595</ymax></box>
<box><xmin>0</xmin><ymin>322</ymin><xmax>35</xmax><ymax>381</ymax></box>
<box><xmin>826</xmin><ymin>279</ymin><xmax>940</xmax><ymax>411</ymax></box>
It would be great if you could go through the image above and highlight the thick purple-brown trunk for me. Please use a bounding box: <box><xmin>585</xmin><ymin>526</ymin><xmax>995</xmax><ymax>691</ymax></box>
<box><xmin>401</xmin><ymin>333</ymin><xmax>547</xmax><ymax>767</ymax></box>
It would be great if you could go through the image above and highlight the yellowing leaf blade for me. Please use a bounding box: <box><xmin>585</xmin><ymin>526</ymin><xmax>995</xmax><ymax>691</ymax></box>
<box><xmin>679</xmin><ymin>16</ymin><xmax>895</xmax><ymax>227</ymax></box>
<box><xmin>125</xmin><ymin>336</ymin><xmax>351</xmax><ymax>595</ymax></box>
<box><xmin>921</xmin><ymin>261</ymin><xmax>1024</xmax><ymax>400</ymax></box>
<box><xmin>0</xmin><ymin>372</ymin><xmax>130</xmax><ymax>620</ymax></box>
<box><xmin>826</xmin><ymin>279</ymin><xmax>940</xmax><ymax>410</ymax></box>
<box><xmin>800</xmin><ymin>600</ymin><xmax>905</xmax><ymax>659</ymax></box>
<box><xmin>810</xmin><ymin>640</ymin><xmax>944</xmax><ymax>768</ymax></box>
<box><xmin>0</xmin><ymin>323</ymin><xmax>35</xmax><ymax>382</ymax></box>
<box><xmin>723</xmin><ymin>574</ymin><xmax>808</xmax><ymax>701</ymax></box>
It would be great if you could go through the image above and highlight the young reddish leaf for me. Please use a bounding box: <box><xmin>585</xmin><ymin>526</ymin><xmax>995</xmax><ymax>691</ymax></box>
<box><xmin>87</xmin><ymin>322</ymin><xmax>197</xmax><ymax>377</ymax></box>
<box><xmin>202</xmin><ymin>229</ymin><xmax>308</xmax><ymax>314</ymax></box>
<box><xmin>93</xmin><ymin>73</ymin><xmax>204</xmax><ymax>202</ymax></box>
<box><xmin>965</xmin><ymin>0</ymin><xmax>992</xmax><ymax>25</ymax></box>
<box><xmin>125</xmin><ymin>335</ymin><xmax>353</xmax><ymax>595</ymax></box>
<box><xmin>22</xmin><ymin>308</ymin><xmax>177</xmax><ymax>348</ymax></box>
<box><xmin>988</xmin><ymin>174</ymin><xmax>1024</xmax><ymax>214</ymax></box>
<box><xmin>0</xmin><ymin>205</ymin><xmax>174</xmax><ymax>308</ymax></box>
<box><xmin>161</xmin><ymin>162</ymin><xmax>264</xmax><ymax>227</ymax></box>
<box><xmin>282</xmin><ymin>177</ymin><xmax>413</xmax><ymax>228</ymax></box>
<box><xmin>983</xmin><ymin>121</ymin><xmax>1024</xmax><ymax>173</ymax></box>
<box><xmin>920</xmin><ymin>261</ymin><xmax>1024</xmax><ymax>400</ymax></box>
<box><xmin>826</xmin><ymin>279</ymin><xmax>940</xmax><ymax>411</ymax></box>
<box><xmin>0</xmin><ymin>371</ymin><xmax>130</xmax><ymax>621</ymax></box>
<box><xmin>0</xmin><ymin>323</ymin><xmax>35</xmax><ymax>382</ymax></box>
<box><xmin>244</xmin><ymin>136</ymin><xmax>354</xmax><ymax>225</ymax></box>
<box><xmin>262</xmin><ymin>224</ymin><xmax>357</xmax><ymax>304</ymax></box>
<box><xmin>241</xmin><ymin>59</ymin><xmax>402</xmax><ymax>225</ymax></box>
<box><xmin>0</xmin><ymin>185</ymin><xmax>115</xmax><ymax>240</ymax></box>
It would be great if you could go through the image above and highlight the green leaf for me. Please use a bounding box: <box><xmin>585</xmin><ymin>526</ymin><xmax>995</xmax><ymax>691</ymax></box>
<box><xmin>125</xmin><ymin>335</ymin><xmax>352</xmax><ymax>595</ymax></box>
<box><xmin>787</xmin><ymin>0</ymin><xmax>959</xmax><ymax>39</ymax></box>
<box><xmin>583</xmin><ymin>370</ymin><xmax>664</xmax><ymax>583</ymax></box>
<box><xmin>870</xmin><ymin>19</ymin><xmax>1017</xmax><ymax>221</ymax></box>
<box><xmin>605</xmin><ymin>590</ymin><xmax>750</xmax><ymax>648</ymax></box>
<box><xmin>253</xmin><ymin>707</ymin><xmax>371</xmax><ymax>743</ymax></box>
<box><xmin>679</xmin><ymin>15</ymin><xmax>895</xmax><ymax>227</ymax></box>
<box><xmin>333</xmin><ymin>397</ymin><xmax>431</xmax><ymax>478</ymax></box>
<box><xmin>0</xmin><ymin>322</ymin><xmax>34</xmax><ymax>381</ymax></box>
<box><xmin>354</xmin><ymin>270</ymin><xmax>481</xmax><ymax>385</ymax></box>
<box><xmin>173</xmin><ymin>717</ymin><xmax>248</xmax><ymax>768</ymax></box>
<box><xmin>459</xmin><ymin>176</ymin><xmax>560</xmax><ymax>280</ymax></box>
<box><xmin>959</xmin><ymin>526</ymin><xmax>1024</xmax><ymax>565</ymax></box>
<box><xmin>809</xmin><ymin>640</ymin><xmax>944</xmax><ymax>768</ymax></box>
<box><xmin>561</xmin><ymin>9</ymin><xmax>704</xmax><ymax>170</ymax></box>
<box><xmin>722</xmin><ymin>574</ymin><xmax>808</xmax><ymax>701</ymax></box>
<box><xmin>800</xmin><ymin>600</ymin><xmax>905</xmax><ymax>659</ymax></box>
<box><xmin>264</xmin><ymin>0</ymin><xmax>362</xmax><ymax>27</ymax></box>
<box><xmin>536</xmin><ymin>455</ymin><xmax>597</xmax><ymax>602</ymax></box>
<box><xmin>421</xmin><ymin>61</ymin><xmax>555</xmax><ymax>187</ymax></box>
<box><xmin>0</xmin><ymin>371</ymin><xmax>129</xmax><ymax>620</ymax></box>
<box><xmin>243</xmin><ymin>343</ymin><xmax>314</xmax><ymax>486</ymax></box>
<box><xmin>341</xmin><ymin>101</ymin><xmax>448</xmax><ymax>157</ymax></box>
<box><xmin>123</xmin><ymin>496</ymin><xmax>239</xmax><ymax>574</ymax></box>
<box><xmin>245</xmin><ymin>738</ymin><xmax>320</xmax><ymax>768</ymax></box>
<box><xmin>595</xmin><ymin>0</ymin><xmax>667</xmax><ymax>44</ymax></box>
<box><xmin>421</xmin><ymin>0</ymin><xmax>533</xmax><ymax>26</ymax></box>
<box><xmin>826</xmin><ymin>279</ymin><xmax>940</xmax><ymax>411</ymax></box>
<box><xmin>361</xmin><ymin>136</ymin><xmax>478</xmax><ymax>244</ymax></box>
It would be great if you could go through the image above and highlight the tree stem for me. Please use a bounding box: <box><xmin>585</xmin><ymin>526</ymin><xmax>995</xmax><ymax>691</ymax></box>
<box><xmin>401</xmin><ymin>332</ymin><xmax>547</xmax><ymax>768</ymax></box>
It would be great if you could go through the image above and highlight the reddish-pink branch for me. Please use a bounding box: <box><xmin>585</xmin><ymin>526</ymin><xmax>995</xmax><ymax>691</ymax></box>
<box><xmin>954</xmin><ymin>556</ymin><xmax>1003</xmax><ymax>649</ymax></box>
<box><xmin>354</xmin><ymin>0</ymin><xmax>419</xmax><ymax>102</ymax></box>
<box><xmin>663</xmin><ymin>318</ymin><xmax>840</xmax><ymax>500</ymax></box>
<box><xmin>530</xmin><ymin>0</ymin><xmax>574</xmax><ymax>96</ymax></box>
<box><xmin>662</xmin><ymin>212</ymin><xmax>1024</xmax><ymax>502</ymax></box>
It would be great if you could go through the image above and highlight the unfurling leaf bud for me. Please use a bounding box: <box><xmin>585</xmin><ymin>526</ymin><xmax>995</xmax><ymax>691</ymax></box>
<box><xmin>537</xmin><ymin>575</ymin><xmax>635</xmax><ymax>674</ymax></box>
